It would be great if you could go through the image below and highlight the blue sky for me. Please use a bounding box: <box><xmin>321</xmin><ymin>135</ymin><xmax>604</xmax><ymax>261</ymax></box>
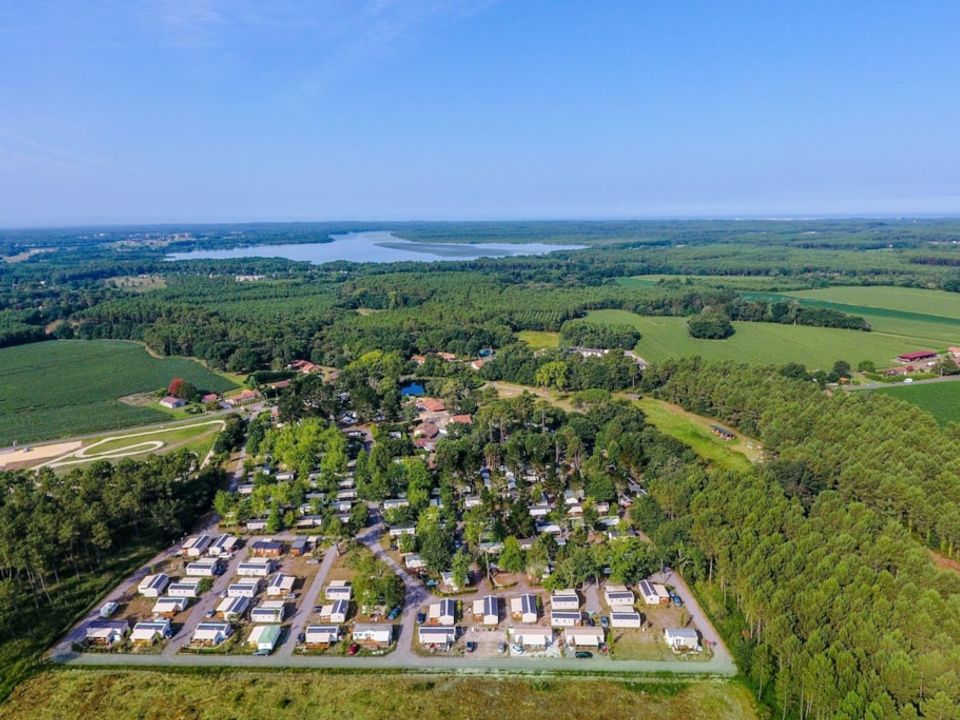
<box><xmin>1</xmin><ymin>1</ymin><xmax>959</xmax><ymax>226</ymax></box>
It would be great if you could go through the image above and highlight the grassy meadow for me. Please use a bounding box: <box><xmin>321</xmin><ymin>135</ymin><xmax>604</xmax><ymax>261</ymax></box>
<box><xmin>586</xmin><ymin>310</ymin><xmax>923</xmax><ymax>369</ymax></box>
<box><xmin>517</xmin><ymin>330</ymin><xmax>560</xmax><ymax>348</ymax></box>
<box><xmin>872</xmin><ymin>381</ymin><xmax>960</xmax><ymax>425</ymax></box>
<box><xmin>0</xmin><ymin>671</ymin><xmax>758</xmax><ymax>720</ymax></box>
<box><xmin>0</xmin><ymin>340</ymin><xmax>236</xmax><ymax>446</ymax></box>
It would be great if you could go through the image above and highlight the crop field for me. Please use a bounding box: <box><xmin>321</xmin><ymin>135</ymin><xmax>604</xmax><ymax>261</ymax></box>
<box><xmin>587</xmin><ymin>310</ymin><xmax>929</xmax><ymax>369</ymax></box>
<box><xmin>786</xmin><ymin>285</ymin><xmax>960</xmax><ymax>318</ymax></box>
<box><xmin>0</xmin><ymin>671</ymin><xmax>758</xmax><ymax>720</ymax></box>
<box><xmin>872</xmin><ymin>381</ymin><xmax>960</xmax><ymax>425</ymax></box>
<box><xmin>0</xmin><ymin>340</ymin><xmax>236</xmax><ymax>446</ymax></box>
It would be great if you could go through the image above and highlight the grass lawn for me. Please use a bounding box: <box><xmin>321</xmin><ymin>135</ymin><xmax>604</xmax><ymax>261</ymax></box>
<box><xmin>608</xmin><ymin>630</ymin><xmax>668</xmax><ymax>661</ymax></box>
<box><xmin>517</xmin><ymin>330</ymin><xmax>560</xmax><ymax>348</ymax></box>
<box><xmin>587</xmin><ymin>309</ymin><xmax>934</xmax><ymax>369</ymax></box>
<box><xmin>872</xmin><ymin>381</ymin><xmax>960</xmax><ymax>425</ymax></box>
<box><xmin>0</xmin><ymin>340</ymin><xmax>236</xmax><ymax>446</ymax></box>
<box><xmin>0</xmin><ymin>671</ymin><xmax>759</xmax><ymax>720</ymax></box>
<box><xmin>632</xmin><ymin>397</ymin><xmax>759</xmax><ymax>472</ymax></box>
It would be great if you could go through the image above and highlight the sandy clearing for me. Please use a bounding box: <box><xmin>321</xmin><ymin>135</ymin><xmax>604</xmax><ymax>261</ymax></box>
<box><xmin>0</xmin><ymin>441</ymin><xmax>83</xmax><ymax>468</ymax></box>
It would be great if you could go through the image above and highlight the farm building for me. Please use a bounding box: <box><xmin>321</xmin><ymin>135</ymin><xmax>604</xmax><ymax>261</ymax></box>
<box><xmin>897</xmin><ymin>350</ymin><xmax>938</xmax><ymax>363</ymax></box>
<box><xmin>427</xmin><ymin>599</ymin><xmax>456</xmax><ymax>626</ymax></box>
<box><xmin>324</xmin><ymin>580</ymin><xmax>352</xmax><ymax>601</ymax></box>
<box><xmin>248</xmin><ymin>624</ymin><xmax>281</xmax><ymax>653</ymax></box>
<box><xmin>250</xmin><ymin>539</ymin><xmax>283</xmax><ymax>557</ymax></box>
<box><xmin>137</xmin><ymin>573</ymin><xmax>169</xmax><ymax>598</ymax></box>
<box><xmin>510</xmin><ymin>593</ymin><xmax>538</xmax><ymax>624</ymax></box>
<box><xmin>565</xmin><ymin>627</ymin><xmax>605</xmax><ymax>647</ymax></box>
<box><xmin>185</xmin><ymin>559</ymin><xmax>221</xmax><ymax>577</ymax></box>
<box><xmin>550</xmin><ymin>589</ymin><xmax>580</xmax><ymax>611</ymax></box>
<box><xmin>182</xmin><ymin>535</ymin><xmax>212</xmax><ymax>558</ymax></box>
<box><xmin>192</xmin><ymin>622</ymin><xmax>233</xmax><ymax>646</ymax></box>
<box><xmin>610</xmin><ymin>611</ymin><xmax>643</xmax><ymax>629</ymax></box>
<box><xmin>160</xmin><ymin>396</ymin><xmax>185</xmax><ymax>409</ymax></box>
<box><xmin>208</xmin><ymin>534</ymin><xmax>238</xmax><ymax>556</ymax></box>
<box><xmin>84</xmin><ymin>620</ymin><xmax>128</xmax><ymax>646</ymax></box>
<box><xmin>664</xmin><ymin>627</ymin><xmax>700</xmax><ymax>651</ymax></box>
<box><xmin>304</xmin><ymin>625</ymin><xmax>340</xmax><ymax>647</ymax></box>
<box><xmin>603</xmin><ymin>585</ymin><xmax>635</xmax><ymax>607</ymax></box>
<box><xmin>320</xmin><ymin>599</ymin><xmax>350</xmax><ymax>623</ymax></box>
<box><xmin>227</xmin><ymin>579</ymin><xmax>261</xmax><ymax>598</ymax></box>
<box><xmin>266</xmin><ymin>573</ymin><xmax>296</xmax><ymax>597</ymax></box>
<box><xmin>352</xmin><ymin>623</ymin><xmax>393</xmax><ymax>647</ymax></box>
<box><xmin>237</xmin><ymin>559</ymin><xmax>276</xmax><ymax>577</ymax></box>
<box><xmin>638</xmin><ymin>580</ymin><xmax>670</xmax><ymax>606</ymax></box>
<box><xmin>550</xmin><ymin>611</ymin><xmax>582</xmax><ymax>628</ymax></box>
<box><xmin>217</xmin><ymin>596</ymin><xmax>249</xmax><ymax>621</ymax></box>
<box><xmin>472</xmin><ymin>595</ymin><xmax>500</xmax><ymax>625</ymax></box>
<box><xmin>510</xmin><ymin>626</ymin><xmax>553</xmax><ymax>649</ymax></box>
<box><xmin>151</xmin><ymin>596</ymin><xmax>188</xmax><ymax>617</ymax></box>
<box><xmin>251</xmin><ymin>600</ymin><xmax>286</xmax><ymax>624</ymax></box>
<box><xmin>131</xmin><ymin>619</ymin><xmax>171</xmax><ymax>645</ymax></box>
<box><xmin>418</xmin><ymin>626</ymin><xmax>456</xmax><ymax>647</ymax></box>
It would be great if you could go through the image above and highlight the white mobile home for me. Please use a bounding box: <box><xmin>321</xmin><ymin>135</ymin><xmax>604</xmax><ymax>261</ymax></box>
<box><xmin>167</xmin><ymin>578</ymin><xmax>203</xmax><ymax>598</ymax></box>
<box><xmin>603</xmin><ymin>584</ymin><xmax>636</xmax><ymax>607</ymax></box>
<box><xmin>228</xmin><ymin>579</ymin><xmax>262</xmax><ymax>598</ymax></box>
<box><xmin>192</xmin><ymin>622</ymin><xmax>233</xmax><ymax>646</ymax></box>
<box><xmin>137</xmin><ymin>573</ymin><xmax>169</xmax><ymax>598</ymax></box>
<box><xmin>638</xmin><ymin>579</ymin><xmax>670</xmax><ymax>606</ymax></box>
<box><xmin>550</xmin><ymin>610</ymin><xmax>582</xmax><ymax>628</ymax></box>
<box><xmin>428</xmin><ymin>599</ymin><xmax>456</xmax><ymax>626</ymax></box>
<box><xmin>664</xmin><ymin>627</ymin><xmax>700</xmax><ymax>651</ymax></box>
<box><xmin>510</xmin><ymin>626</ymin><xmax>553</xmax><ymax>649</ymax></box>
<box><xmin>320</xmin><ymin>599</ymin><xmax>350</xmax><ymax>623</ymax></box>
<box><xmin>352</xmin><ymin>623</ymin><xmax>393</xmax><ymax>646</ymax></box>
<box><xmin>472</xmin><ymin>595</ymin><xmax>500</xmax><ymax>625</ymax></box>
<box><xmin>304</xmin><ymin>625</ymin><xmax>340</xmax><ymax>647</ymax></box>
<box><xmin>251</xmin><ymin>600</ymin><xmax>286</xmax><ymax>623</ymax></box>
<box><xmin>131</xmin><ymin>619</ymin><xmax>171</xmax><ymax>645</ymax></box>
<box><xmin>185</xmin><ymin>559</ymin><xmax>220</xmax><ymax>577</ymax></box>
<box><xmin>418</xmin><ymin>625</ymin><xmax>456</xmax><ymax>647</ymax></box>
<box><xmin>217</xmin><ymin>596</ymin><xmax>250</xmax><ymax>621</ymax></box>
<box><xmin>151</xmin><ymin>596</ymin><xmax>189</xmax><ymax>617</ymax></box>
<box><xmin>266</xmin><ymin>573</ymin><xmax>295</xmax><ymax>597</ymax></box>
<box><xmin>610</xmin><ymin>611</ymin><xmax>643</xmax><ymax>629</ymax></box>
<box><xmin>84</xmin><ymin>620</ymin><xmax>128</xmax><ymax>646</ymax></box>
<box><xmin>565</xmin><ymin>627</ymin><xmax>605</xmax><ymax>647</ymax></box>
<box><xmin>324</xmin><ymin>580</ymin><xmax>352</xmax><ymax>601</ymax></box>
<box><xmin>550</xmin><ymin>589</ymin><xmax>580</xmax><ymax>611</ymax></box>
<box><xmin>208</xmin><ymin>533</ymin><xmax>238</xmax><ymax>556</ymax></box>
<box><xmin>182</xmin><ymin>534</ymin><xmax>212</xmax><ymax>558</ymax></box>
<box><xmin>248</xmin><ymin>624</ymin><xmax>281</xmax><ymax>652</ymax></box>
<box><xmin>237</xmin><ymin>559</ymin><xmax>275</xmax><ymax>577</ymax></box>
<box><xmin>510</xmin><ymin>593</ymin><xmax>538</xmax><ymax>624</ymax></box>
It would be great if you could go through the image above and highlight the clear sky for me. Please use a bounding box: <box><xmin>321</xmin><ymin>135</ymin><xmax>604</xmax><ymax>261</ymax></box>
<box><xmin>2</xmin><ymin>1</ymin><xmax>959</xmax><ymax>226</ymax></box>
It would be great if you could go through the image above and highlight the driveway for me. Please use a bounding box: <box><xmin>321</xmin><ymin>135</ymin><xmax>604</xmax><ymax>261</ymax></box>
<box><xmin>275</xmin><ymin>544</ymin><xmax>339</xmax><ymax>658</ymax></box>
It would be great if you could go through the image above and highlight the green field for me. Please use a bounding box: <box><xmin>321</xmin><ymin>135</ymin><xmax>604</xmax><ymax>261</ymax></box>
<box><xmin>872</xmin><ymin>381</ymin><xmax>960</xmax><ymax>425</ymax></box>
<box><xmin>517</xmin><ymin>330</ymin><xmax>560</xmax><ymax>348</ymax></box>
<box><xmin>634</xmin><ymin>397</ymin><xmax>758</xmax><ymax>472</ymax></box>
<box><xmin>787</xmin><ymin>285</ymin><xmax>960</xmax><ymax>318</ymax></box>
<box><xmin>587</xmin><ymin>310</ymin><xmax>930</xmax><ymax>369</ymax></box>
<box><xmin>0</xmin><ymin>341</ymin><xmax>236</xmax><ymax>446</ymax></box>
<box><xmin>0</xmin><ymin>671</ymin><xmax>758</xmax><ymax>720</ymax></box>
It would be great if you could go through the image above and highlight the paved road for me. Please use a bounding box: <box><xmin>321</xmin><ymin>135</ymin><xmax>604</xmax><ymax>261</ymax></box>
<box><xmin>583</xmin><ymin>581</ymin><xmax>601</xmax><ymax>615</ymax></box>
<box><xmin>845</xmin><ymin>373</ymin><xmax>960</xmax><ymax>391</ymax></box>
<box><xmin>275</xmin><ymin>543</ymin><xmax>339</xmax><ymax>658</ymax></box>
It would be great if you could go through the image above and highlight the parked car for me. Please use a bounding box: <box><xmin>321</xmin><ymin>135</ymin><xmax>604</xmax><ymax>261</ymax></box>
<box><xmin>511</xmin><ymin>643</ymin><xmax>524</xmax><ymax>654</ymax></box>
<box><xmin>253</xmin><ymin>649</ymin><xmax>270</xmax><ymax>656</ymax></box>
<box><xmin>416</xmin><ymin>612</ymin><xmax>426</xmax><ymax>624</ymax></box>
<box><xmin>575</xmin><ymin>651</ymin><xmax>593</xmax><ymax>659</ymax></box>
<box><xmin>387</xmin><ymin>607</ymin><xmax>401</xmax><ymax>620</ymax></box>
<box><xmin>497</xmin><ymin>642</ymin><xmax>507</xmax><ymax>654</ymax></box>
<box><xmin>585</xmin><ymin>617</ymin><xmax>595</xmax><ymax>627</ymax></box>
<box><xmin>306</xmin><ymin>558</ymin><xmax>320</xmax><ymax>565</ymax></box>
<box><xmin>348</xmin><ymin>643</ymin><xmax>360</xmax><ymax>656</ymax></box>
<box><xmin>98</xmin><ymin>601</ymin><xmax>118</xmax><ymax>618</ymax></box>
<box><xmin>670</xmin><ymin>593</ymin><xmax>684</xmax><ymax>608</ymax></box>
<box><xmin>297</xmin><ymin>632</ymin><xmax>306</xmax><ymax>644</ymax></box>
<box><xmin>465</xmin><ymin>641</ymin><xmax>477</xmax><ymax>653</ymax></box>
<box><xmin>600</xmin><ymin>616</ymin><xmax>609</xmax><ymax>630</ymax></box>
<box><xmin>205</xmin><ymin>609</ymin><xmax>215</xmax><ymax>619</ymax></box>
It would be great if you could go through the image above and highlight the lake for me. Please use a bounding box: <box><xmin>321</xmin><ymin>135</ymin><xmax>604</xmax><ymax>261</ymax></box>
<box><xmin>166</xmin><ymin>231</ymin><xmax>585</xmax><ymax>264</ymax></box>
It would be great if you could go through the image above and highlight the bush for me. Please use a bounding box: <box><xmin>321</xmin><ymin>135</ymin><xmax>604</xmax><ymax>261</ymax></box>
<box><xmin>687</xmin><ymin>312</ymin><xmax>734</xmax><ymax>339</ymax></box>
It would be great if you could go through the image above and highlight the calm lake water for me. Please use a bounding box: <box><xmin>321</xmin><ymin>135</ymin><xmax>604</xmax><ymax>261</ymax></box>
<box><xmin>166</xmin><ymin>231</ymin><xmax>585</xmax><ymax>264</ymax></box>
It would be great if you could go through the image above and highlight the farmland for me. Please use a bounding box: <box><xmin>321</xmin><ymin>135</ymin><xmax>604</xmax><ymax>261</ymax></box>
<box><xmin>0</xmin><ymin>671</ymin><xmax>758</xmax><ymax>720</ymax></box>
<box><xmin>0</xmin><ymin>340</ymin><xmax>236</xmax><ymax>446</ymax></box>
<box><xmin>872</xmin><ymin>380</ymin><xmax>960</xmax><ymax>425</ymax></box>
<box><xmin>586</xmin><ymin>310</ymin><xmax>927</xmax><ymax>369</ymax></box>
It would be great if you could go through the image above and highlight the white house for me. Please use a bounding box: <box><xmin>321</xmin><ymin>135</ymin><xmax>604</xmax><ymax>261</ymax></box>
<box><xmin>192</xmin><ymin>622</ymin><xmax>233</xmax><ymax>646</ymax></box>
<box><xmin>510</xmin><ymin>626</ymin><xmax>553</xmax><ymax>649</ymax></box>
<box><xmin>388</xmin><ymin>524</ymin><xmax>416</xmax><ymax>538</ymax></box>
<box><xmin>550</xmin><ymin>589</ymin><xmax>579</xmax><ymax>611</ymax></box>
<box><xmin>131</xmin><ymin>619</ymin><xmax>171</xmax><ymax>645</ymax></box>
<box><xmin>472</xmin><ymin>595</ymin><xmax>499</xmax><ymax>625</ymax></box>
<box><xmin>208</xmin><ymin>534</ymin><xmax>238</xmax><ymax>556</ymax></box>
<box><xmin>251</xmin><ymin>600</ymin><xmax>286</xmax><ymax>624</ymax></box>
<box><xmin>237</xmin><ymin>559</ymin><xmax>275</xmax><ymax>577</ymax></box>
<box><xmin>464</xmin><ymin>495</ymin><xmax>482</xmax><ymax>509</ymax></box>
<box><xmin>664</xmin><ymin>627</ymin><xmax>700</xmax><ymax>651</ymax></box>
<box><xmin>228</xmin><ymin>579</ymin><xmax>261</xmax><ymax>598</ymax></box>
<box><xmin>137</xmin><ymin>573</ymin><xmax>169</xmax><ymax>598</ymax></box>
<box><xmin>151</xmin><ymin>596</ymin><xmax>188</xmax><ymax>617</ymax></box>
<box><xmin>428</xmin><ymin>599</ymin><xmax>456</xmax><ymax>626</ymax></box>
<box><xmin>440</xmin><ymin>571</ymin><xmax>461</xmax><ymax>592</ymax></box>
<box><xmin>352</xmin><ymin>623</ymin><xmax>393</xmax><ymax>646</ymax></box>
<box><xmin>305</xmin><ymin>625</ymin><xmax>340</xmax><ymax>647</ymax></box>
<box><xmin>510</xmin><ymin>593</ymin><xmax>538</xmax><ymax>624</ymax></box>
<box><xmin>383</xmin><ymin>498</ymin><xmax>410</xmax><ymax>511</ymax></box>
<box><xmin>550</xmin><ymin>610</ymin><xmax>582</xmax><ymax>628</ymax></box>
<box><xmin>84</xmin><ymin>620</ymin><xmax>128</xmax><ymax>646</ymax></box>
<box><xmin>248</xmin><ymin>624</ymin><xmax>282</xmax><ymax>652</ymax></box>
<box><xmin>638</xmin><ymin>579</ymin><xmax>670</xmax><ymax>606</ymax></box>
<box><xmin>185</xmin><ymin>559</ymin><xmax>220</xmax><ymax>577</ymax></box>
<box><xmin>182</xmin><ymin>534</ymin><xmax>212</xmax><ymax>558</ymax></box>
<box><xmin>565</xmin><ymin>627</ymin><xmax>605</xmax><ymax>647</ymax></box>
<box><xmin>217</xmin><ymin>596</ymin><xmax>249</xmax><ymax>621</ymax></box>
<box><xmin>167</xmin><ymin>578</ymin><xmax>203</xmax><ymax>598</ymax></box>
<box><xmin>610</xmin><ymin>611</ymin><xmax>643</xmax><ymax>629</ymax></box>
<box><xmin>324</xmin><ymin>580</ymin><xmax>352</xmax><ymax>601</ymax></box>
<box><xmin>266</xmin><ymin>573</ymin><xmax>295</xmax><ymax>597</ymax></box>
<box><xmin>320</xmin><ymin>599</ymin><xmax>350</xmax><ymax>623</ymax></box>
<box><xmin>418</xmin><ymin>625</ymin><xmax>456</xmax><ymax>647</ymax></box>
<box><xmin>603</xmin><ymin>584</ymin><xmax>636</xmax><ymax>607</ymax></box>
<box><xmin>404</xmin><ymin>554</ymin><xmax>426</xmax><ymax>571</ymax></box>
